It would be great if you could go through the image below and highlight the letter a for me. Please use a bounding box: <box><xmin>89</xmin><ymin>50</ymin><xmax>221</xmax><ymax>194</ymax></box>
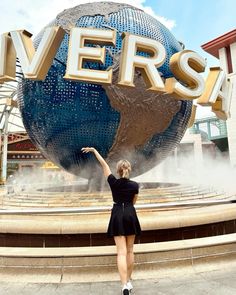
<box><xmin>197</xmin><ymin>67</ymin><xmax>232</xmax><ymax>120</ymax></box>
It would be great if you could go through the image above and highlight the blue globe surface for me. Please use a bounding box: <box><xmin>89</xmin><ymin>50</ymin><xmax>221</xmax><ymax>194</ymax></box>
<box><xmin>18</xmin><ymin>2</ymin><xmax>192</xmax><ymax>177</ymax></box>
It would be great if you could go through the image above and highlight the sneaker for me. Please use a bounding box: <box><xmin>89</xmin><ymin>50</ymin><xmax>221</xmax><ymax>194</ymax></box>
<box><xmin>127</xmin><ymin>280</ymin><xmax>133</xmax><ymax>292</ymax></box>
<box><xmin>122</xmin><ymin>288</ymin><xmax>129</xmax><ymax>295</ymax></box>
<box><xmin>122</xmin><ymin>284</ymin><xmax>129</xmax><ymax>295</ymax></box>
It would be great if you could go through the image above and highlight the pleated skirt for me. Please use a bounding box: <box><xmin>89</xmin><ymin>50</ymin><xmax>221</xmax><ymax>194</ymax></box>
<box><xmin>107</xmin><ymin>203</ymin><xmax>141</xmax><ymax>237</ymax></box>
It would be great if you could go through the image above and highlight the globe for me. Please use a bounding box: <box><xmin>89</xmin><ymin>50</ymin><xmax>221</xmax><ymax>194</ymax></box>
<box><xmin>17</xmin><ymin>2</ymin><xmax>192</xmax><ymax>177</ymax></box>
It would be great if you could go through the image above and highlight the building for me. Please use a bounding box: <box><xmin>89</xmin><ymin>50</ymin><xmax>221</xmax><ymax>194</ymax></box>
<box><xmin>202</xmin><ymin>29</ymin><xmax>236</xmax><ymax>167</ymax></box>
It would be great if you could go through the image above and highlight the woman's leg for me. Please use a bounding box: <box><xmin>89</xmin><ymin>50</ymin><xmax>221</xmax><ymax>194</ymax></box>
<box><xmin>126</xmin><ymin>235</ymin><xmax>136</xmax><ymax>281</ymax></box>
<box><xmin>114</xmin><ymin>235</ymin><xmax>128</xmax><ymax>285</ymax></box>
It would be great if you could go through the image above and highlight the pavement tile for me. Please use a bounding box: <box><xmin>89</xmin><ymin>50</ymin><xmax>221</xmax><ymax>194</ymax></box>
<box><xmin>1</xmin><ymin>265</ymin><xmax>236</xmax><ymax>295</ymax></box>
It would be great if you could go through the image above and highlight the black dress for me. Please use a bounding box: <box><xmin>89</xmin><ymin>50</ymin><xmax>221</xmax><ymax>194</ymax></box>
<box><xmin>107</xmin><ymin>174</ymin><xmax>141</xmax><ymax>237</ymax></box>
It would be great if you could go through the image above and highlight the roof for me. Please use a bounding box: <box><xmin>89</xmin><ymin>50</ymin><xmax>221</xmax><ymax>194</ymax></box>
<box><xmin>201</xmin><ymin>29</ymin><xmax>236</xmax><ymax>58</ymax></box>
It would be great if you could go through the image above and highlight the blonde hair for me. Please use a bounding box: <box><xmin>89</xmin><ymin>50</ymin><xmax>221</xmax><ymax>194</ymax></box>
<box><xmin>116</xmin><ymin>159</ymin><xmax>131</xmax><ymax>178</ymax></box>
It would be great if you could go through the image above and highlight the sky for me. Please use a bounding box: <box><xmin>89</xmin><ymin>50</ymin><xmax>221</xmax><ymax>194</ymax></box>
<box><xmin>0</xmin><ymin>0</ymin><xmax>235</xmax><ymax>118</ymax></box>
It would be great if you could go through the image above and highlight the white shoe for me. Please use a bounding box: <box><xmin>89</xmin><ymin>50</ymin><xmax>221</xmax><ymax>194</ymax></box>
<box><xmin>127</xmin><ymin>280</ymin><xmax>133</xmax><ymax>292</ymax></box>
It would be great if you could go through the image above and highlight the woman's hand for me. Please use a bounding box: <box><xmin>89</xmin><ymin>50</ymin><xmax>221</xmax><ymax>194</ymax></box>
<box><xmin>81</xmin><ymin>147</ymin><xmax>96</xmax><ymax>153</ymax></box>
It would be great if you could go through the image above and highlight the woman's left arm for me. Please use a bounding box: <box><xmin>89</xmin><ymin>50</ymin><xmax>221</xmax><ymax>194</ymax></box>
<box><xmin>81</xmin><ymin>147</ymin><xmax>111</xmax><ymax>178</ymax></box>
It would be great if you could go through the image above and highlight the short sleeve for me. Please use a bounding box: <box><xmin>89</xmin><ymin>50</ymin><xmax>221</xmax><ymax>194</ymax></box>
<box><xmin>107</xmin><ymin>174</ymin><xmax>117</xmax><ymax>187</ymax></box>
<box><xmin>134</xmin><ymin>182</ymin><xmax>139</xmax><ymax>194</ymax></box>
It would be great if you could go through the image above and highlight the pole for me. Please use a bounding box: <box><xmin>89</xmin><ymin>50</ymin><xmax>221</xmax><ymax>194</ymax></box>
<box><xmin>1</xmin><ymin>110</ymin><xmax>9</xmax><ymax>183</ymax></box>
<box><xmin>0</xmin><ymin>129</ymin><xmax>2</xmax><ymax>184</ymax></box>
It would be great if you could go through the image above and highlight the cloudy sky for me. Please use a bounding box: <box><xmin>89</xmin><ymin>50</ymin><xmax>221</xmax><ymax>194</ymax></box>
<box><xmin>0</xmin><ymin>0</ymin><xmax>235</xmax><ymax>118</ymax></box>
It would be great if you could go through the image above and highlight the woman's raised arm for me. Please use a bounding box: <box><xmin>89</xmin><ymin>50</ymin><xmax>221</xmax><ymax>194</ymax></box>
<box><xmin>81</xmin><ymin>147</ymin><xmax>111</xmax><ymax>178</ymax></box>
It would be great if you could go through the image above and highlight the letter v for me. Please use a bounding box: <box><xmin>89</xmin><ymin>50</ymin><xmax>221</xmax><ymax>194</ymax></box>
<box><xmin>10</xmin><ymin>26</ymin><xmax>65</xmax><ymax>80</ymax></box>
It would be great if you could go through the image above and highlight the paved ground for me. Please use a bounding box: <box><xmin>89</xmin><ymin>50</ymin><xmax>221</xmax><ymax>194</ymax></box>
<box><xmin>1</xmin><ymin>265</ymin><xmax>236</xmax><ymax>295</ymax></box>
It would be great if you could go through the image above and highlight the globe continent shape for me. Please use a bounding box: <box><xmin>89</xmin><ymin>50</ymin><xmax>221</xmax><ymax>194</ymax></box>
<box><xmin>18</xmin><ymin>2</ymin><xmax>192</xmax><ymax>177</ymax></box>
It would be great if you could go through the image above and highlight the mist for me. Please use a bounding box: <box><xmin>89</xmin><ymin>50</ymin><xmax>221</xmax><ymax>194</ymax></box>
<box><xmin>5</xmin><ymin>141</ymin><xmax>236</xmax><ymax>198</ymax></box>
<box><xmin>6</xmin><ymin>167</ymin><xmax>87</xmax><ymax>194</ymax></box>
<box><xmin>134</xmin><ymin>148</ymin><xmax>236</xmax><ymax>196</ymax></box>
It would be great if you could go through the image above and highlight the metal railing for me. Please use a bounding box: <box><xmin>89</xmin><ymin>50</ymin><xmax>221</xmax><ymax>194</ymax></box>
<box><xmin>189</xmin><ymin>116</ymin><xmax>228</xmax><ymax>140</ymax></box>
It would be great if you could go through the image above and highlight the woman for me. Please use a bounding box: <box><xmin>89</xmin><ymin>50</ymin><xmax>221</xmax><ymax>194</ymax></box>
<box><xmin>81</xmin><ymin>147</ymin><xmax>141</xmax><ymax>295</ymax></box>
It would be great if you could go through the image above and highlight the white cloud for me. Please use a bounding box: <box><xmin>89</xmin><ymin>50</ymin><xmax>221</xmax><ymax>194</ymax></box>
<box><xmin>0</xmin><ymin>0</ymin><xmax>176</xmax><ymax>36</ymax></box>
<box><xmin>138</xmin><ymin>5</ymin><xmax>176</xmax><ymax>30</ymax></box>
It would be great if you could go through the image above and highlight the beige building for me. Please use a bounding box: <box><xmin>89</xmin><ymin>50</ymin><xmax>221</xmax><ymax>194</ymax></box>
<box><xmin>202</xmin><ymin>29</ymin><xmax>236</xmax><ymax>167</ymax></box>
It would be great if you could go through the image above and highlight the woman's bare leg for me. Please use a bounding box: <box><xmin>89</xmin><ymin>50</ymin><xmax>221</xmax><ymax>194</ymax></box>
<box><xmin>126</xmin><ymin>235</ymin><xmax>135</xmax><ymax>281</ymax></box>
<box><xmin>114</xmin><ymin>236</ymin><xmax>128</xmax><ymax>285</ymax></box>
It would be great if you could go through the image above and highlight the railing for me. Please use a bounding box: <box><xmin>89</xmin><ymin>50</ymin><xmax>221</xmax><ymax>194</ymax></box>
<box><xmin>189</xmin><ymin>116</ymin><xmax>228</xmax><ymax>140</ymax></box>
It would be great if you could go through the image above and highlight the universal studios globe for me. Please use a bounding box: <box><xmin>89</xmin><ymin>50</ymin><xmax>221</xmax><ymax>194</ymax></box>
<box><xmin>18</xmin><ymin>2</ymin><xmax>192</xmax><ymax>177</ymax></box>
